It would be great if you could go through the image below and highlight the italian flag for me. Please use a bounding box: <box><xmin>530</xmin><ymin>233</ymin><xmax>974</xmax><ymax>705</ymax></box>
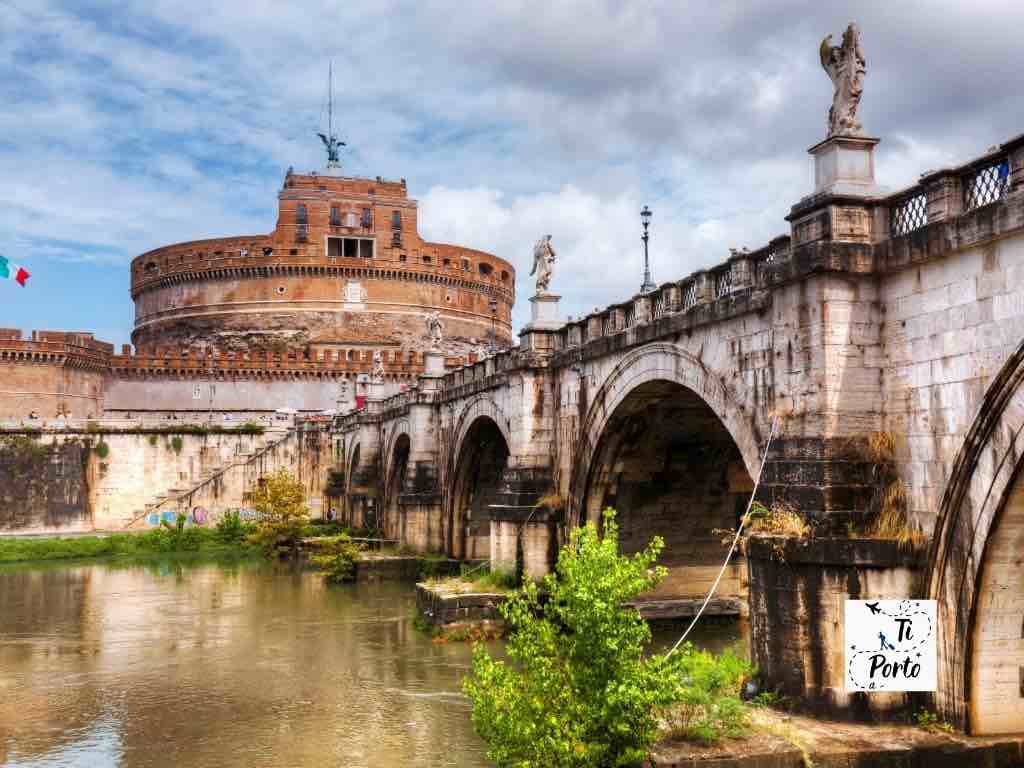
<box><xmin>0</xmin><ymin>254</ymin><xmax>30</xmax><ymax>286</ymax></box>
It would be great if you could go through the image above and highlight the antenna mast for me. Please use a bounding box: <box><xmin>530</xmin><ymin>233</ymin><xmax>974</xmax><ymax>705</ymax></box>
<box><xmin>318</xmin><ymin>59</ymin><xmax>345</xmax><ymax>173</ymax></box>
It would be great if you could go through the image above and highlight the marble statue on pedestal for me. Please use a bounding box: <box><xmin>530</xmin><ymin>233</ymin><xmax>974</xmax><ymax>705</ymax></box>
<box><xmin>424</xmin><ymin>311</ymin><xmax>444</xmax><ymax>352</ymax></box>
<box><xmin>371</xmin><ymin>350</ymin><xmax>385</xmax><ymax>384</ymax></box>
<box><xmin>530</xmin><ymin>235</ymin><xmax>556</xmax><ymax>295</ymax></box>
<box><xmin>820</xmin><ymin>22</ymin><xmax>866</xmax><ymax>137</ymax></box>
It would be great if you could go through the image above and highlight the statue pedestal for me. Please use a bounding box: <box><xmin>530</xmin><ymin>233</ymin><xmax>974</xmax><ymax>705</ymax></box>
<box><xmin>519</xmin><ymin>293</ymin><xmax>562</xmax><ymax>356</ymax></box>
<box><xmin>524</xmin><ymin>293</ymin><xmax>562</xmax><ymax>331</ymax></box>
<box><xmin>423</xmin><ymin>350</ymin><xmax>445</xmax><ymax>377</ymax></box>
<box><xmin>808</xmin><ymin>135</ymin><xmax>885</xmax><ymax>197</ymax></box>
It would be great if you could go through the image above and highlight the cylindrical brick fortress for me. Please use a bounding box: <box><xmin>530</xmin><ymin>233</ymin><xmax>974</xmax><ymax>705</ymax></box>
<box><xmin>130</xmin><ymin>172</ymin><xmax>514</xmax><ymax>357</ymax></box>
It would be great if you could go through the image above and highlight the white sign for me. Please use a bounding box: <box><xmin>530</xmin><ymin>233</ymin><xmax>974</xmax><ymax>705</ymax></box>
<box><xmin>845</xmin><ymin>600</ymin><xmax>936</xmax><ymax>692</ymax></box>
<box><xmin>343</xmin><ymin>280</ymin><xmax>368</xmax><ymax>308</ymax></box>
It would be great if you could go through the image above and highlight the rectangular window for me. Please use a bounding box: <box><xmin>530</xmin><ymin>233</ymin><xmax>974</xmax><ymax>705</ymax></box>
<box><xmin>422</xmin><ymin>255</ymin><xmax>432</xmax><ymax>264</ymax></box>
<box><xmin>345</xmin><ymin>211</ymin><xmax>358</xmax><ymax>228</ymax></box>
<box><xmin>361</xmin><ymin>208</ymin><xmax>372</xmax><ymax>228</ymax></box>
<box><xmin>391</xmin><ymin>210</ymin><xmax>402</xmax><ymax>230</ymax></box>
<box><xmin>328</xmin><ymin>236</ymin><xmax>374</xmax><ymax>260</ymax></box>
<box><xmin>330</xmin><ymin>206</ymin><xmax>341</xmax><ymax>226</ymax></box>
<box><xmin>461</xmin><ymin>258</ymin><xmax>470</xmax><ymax>271</ymax></box>
<box><xmin>392</xmin><ymin>231</ymin><xmax>402</xmax><ymax>247</ymax></box>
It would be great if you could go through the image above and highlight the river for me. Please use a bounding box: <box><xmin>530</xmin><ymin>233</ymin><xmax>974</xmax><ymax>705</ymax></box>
<box><xmin>0</xmin><ymin>558</ymin><xmax>742</xmax><ymax>767</ymax></box>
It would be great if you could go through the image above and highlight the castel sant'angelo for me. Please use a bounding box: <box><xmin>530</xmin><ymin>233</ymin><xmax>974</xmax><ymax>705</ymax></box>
<box><xmin>0</xmin><ymin>146</ymin><xmax>515</xmax><ymax>421</ymax></box>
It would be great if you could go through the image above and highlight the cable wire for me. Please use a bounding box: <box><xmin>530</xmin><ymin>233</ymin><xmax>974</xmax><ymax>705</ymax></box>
<box><xmin>665</xmin><ymin>415</ymin><xmax>779</xmax><ymax>658</ymax></box>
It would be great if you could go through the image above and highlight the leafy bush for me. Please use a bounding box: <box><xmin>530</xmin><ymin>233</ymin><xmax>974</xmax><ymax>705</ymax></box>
<box><xmin>215</xmin><ymin>510</ymin><xmax>251</xmax><ymax>544</ymax></box>
<box><xmin>309</xmin><ymin>533</ymin><xmax>363</xmax><ymax>583</ymax></box>
<box><xmin>661</xmin><ymin>644</ymin><xmax>753</xmax><ymax>744</ymax></box>
<box><xmin>170</xmin><ymin>436</ymin><xmax>183</xmax><ymax>454</ymax></box>
<box><xmin>463</xmin><ymin>509</ymin><xmax>685</xmax><ymax>767</ymax></box>
<box><xmin>247</xmin><ymin>469</ymin><xmax>310</xmax><ymax>556</ymax></box>
<box><xmin>915</xmin><ymin>709</ymin><xmax>953</xmax><ymax>733</ymax></box>
<box><xmin>93</xmin><ymin>440</ymin><xmax>110</xmax><ymax>459</ymax></box>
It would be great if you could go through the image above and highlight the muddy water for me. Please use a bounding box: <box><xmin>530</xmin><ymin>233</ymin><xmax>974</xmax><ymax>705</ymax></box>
<box><xmin>0</xmin><ymin>558</ymin><xmax>742</xmax><ymax>768</ymax></box>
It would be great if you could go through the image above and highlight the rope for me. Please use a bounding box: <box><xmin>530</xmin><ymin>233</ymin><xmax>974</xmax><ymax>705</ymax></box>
<box><xmin>665</xmin><ymin>415</ymin><xmax>779</xmax><ymax>658</ymax></box>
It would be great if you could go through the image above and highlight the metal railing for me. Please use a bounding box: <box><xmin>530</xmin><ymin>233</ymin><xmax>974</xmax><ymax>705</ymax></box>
<box><xmin>964</xmin><ymin>158</ymin><xmax>1011</xmax><ymax>211</ymax></box>
<box><xmin>890</xmin><ymin>191</ymin><xmax>928</xmax><ymax>236</ymax></box>
<box><xmin>714</xmin><ymin>269</ymin><xmax>733</xmax><ymax>298</ymax></box>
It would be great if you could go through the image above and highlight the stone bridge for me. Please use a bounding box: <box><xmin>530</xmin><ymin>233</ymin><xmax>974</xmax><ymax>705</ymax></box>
<box><xmin>331</xmin><ymin>131</ymin><xmax>1024</xmax><ymax>733</ymax></box>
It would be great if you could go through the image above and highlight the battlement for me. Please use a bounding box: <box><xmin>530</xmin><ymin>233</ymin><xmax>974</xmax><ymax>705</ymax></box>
<box><xmin>282</xmin><ymin>172</ymin><xmax>408</xmax><ymax>199</ymax></box>
<box><xmin>0</xmin><ymin>329</ymin><xmax>114</xmax><ymax>369</ymax></box>
<box><xmin>109</xmin><ymin>345</ymin><xmax>457</xmax><ymax>379</ymax></box>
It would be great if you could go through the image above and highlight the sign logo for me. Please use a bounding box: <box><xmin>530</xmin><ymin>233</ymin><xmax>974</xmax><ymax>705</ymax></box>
<box><xmin>845</xmin><ymin>600</ymin><xmax>936</xmax><ymax>692</ymax></box>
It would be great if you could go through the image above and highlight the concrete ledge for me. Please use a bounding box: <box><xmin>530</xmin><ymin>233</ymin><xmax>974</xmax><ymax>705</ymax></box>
<box><xmin>746</xmin><ymin>536</ymin><xmax>926</xmax><ymax>569</ymax></box>
<box><xmin>415</xmin><ymin>582</ymin><xmax>507</xmax><ymax>626</ymax></box>
<box><xmin>627</xmin><ymin>597</ymin><xmax>741</xmax><ymax>620</ymax></box>
<box><xmin>353</xmin><ymin>554</ymin><xmax>461</xmax><ymax>583</ymax></box>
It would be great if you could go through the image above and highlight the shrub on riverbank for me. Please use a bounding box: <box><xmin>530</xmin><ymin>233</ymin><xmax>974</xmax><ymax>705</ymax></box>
<box><xmin>248</xmin><ymin>468</ymin><xmax>310</xmax><ymax>555</ymax></box>
<box><xmin>463</xmin><ymin>509</ymin><xmax>756</xmax><ymax>766</ymax></box>
<box><xmin>464</xmin><ymin>509</ymin><xmax>683</xmax><ymax>766</ymax></box>
<box><xmin>661</xmin><ymin>644</ymin><xmax>752</xmax><ymax>744</ymax></box>
<box><xmin>309</xmin><ymin>533</ymin><xmax>363</xmax><ymax>583</ymax></box>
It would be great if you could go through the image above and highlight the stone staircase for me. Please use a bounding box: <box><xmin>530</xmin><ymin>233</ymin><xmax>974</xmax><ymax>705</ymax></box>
<box><xmin>127</xmin><ymin>428</ymin><xmax>296</xmax><ymax>528</ymax></box>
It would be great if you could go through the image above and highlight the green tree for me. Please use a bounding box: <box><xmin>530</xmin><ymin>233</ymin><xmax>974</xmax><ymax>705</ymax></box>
<box><xmin>309</xmin><ymin>533</ymin><xmax>363</xmax><ymax>583</ymax></box>
<box><xmin>248</xmin><ymin>469</ymin><xmax>309</xmax><ymax>555</ymax></box>
<box><xmin>463</xmin><ymin>509</ymin><xmax>683</xmax><ymax>767</ymax></box>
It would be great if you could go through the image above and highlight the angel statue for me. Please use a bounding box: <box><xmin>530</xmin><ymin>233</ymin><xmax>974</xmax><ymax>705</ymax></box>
<box><xmin>820</xmin><ymin>23</ymin><xmax>866</xmax><ymax>137</ymax></box>
<box><xmin>530</xmin><ymin>234</ymin><xmax>556</xmax><ymax>295</ymax></box>
<box><xmin>424</xmin><ymin>311</ymin><xmax>444</xmax><ymax>351</ymax></box>
<box><xmin>371</xmin><ymin>350</ymin><xmax>385</xmax><ymax>384</ymax></box>
<box><xmin>317</xmin><ymin>132</ymin><xmax>346</xmax><ymax>168</ymax></box>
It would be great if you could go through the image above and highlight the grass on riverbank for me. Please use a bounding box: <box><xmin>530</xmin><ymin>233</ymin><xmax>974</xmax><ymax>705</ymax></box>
<box><xmin>0</xmin><ymin>525</ymin><xmax>261</xmax><ymax>564</ymax></box>
<box><xmin>424</xmin><ymin>567</ymin><xmax>518</xmax><ymax>595</ymax></box>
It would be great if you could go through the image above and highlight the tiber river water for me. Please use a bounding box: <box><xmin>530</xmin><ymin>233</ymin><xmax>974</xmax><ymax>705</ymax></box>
<box><xmin>0</xmin><ymin>558</ymin><xmax>741</xmax><ymax>768</ymax></box>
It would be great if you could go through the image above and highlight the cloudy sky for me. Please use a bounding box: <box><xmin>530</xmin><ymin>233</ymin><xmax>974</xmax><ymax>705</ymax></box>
<box><xmin>1</xmin><ymin>0</ymin><xmax>1021</xmax><ymax>344</ymax></box>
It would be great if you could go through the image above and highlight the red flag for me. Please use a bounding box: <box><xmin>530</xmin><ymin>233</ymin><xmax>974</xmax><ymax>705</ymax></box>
<box><xmin>14</xmin><ymin>267</ymin><xmax>29</xmax><ymax>287</ymax></box>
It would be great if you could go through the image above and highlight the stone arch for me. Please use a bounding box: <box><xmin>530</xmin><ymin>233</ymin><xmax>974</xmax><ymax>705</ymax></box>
<box><xmin>928</xmin><ymin>340</ymin><xmax>1024</xmax><ymax>732</ymax></box>
<box><xmin>342</xmin><ymin>441</ymin><xmax>361</xmax><ymax>528</ymax></box>
<box><xmin>449</xmin><ymin>395</ymin><xmax>514</xmax><ymax>468</ymax></box>
<box><xmin>382</xmin><ymin>420</ymin><xmax>412</xmax><ymax>540</ymax></box>
<box><xmin>444</xmin><ymin>395</ymin><xmax>513</xmax><ymax>559</ymax></box>
<box><xmin>567</xmin><ymin>343</ymin><xmax>762</xmax><ymax>610</ymax></box>
<box><xmin>569</xmin><ymin>343</ymin><xmax>762</xmax><ymax>525</ymax></box>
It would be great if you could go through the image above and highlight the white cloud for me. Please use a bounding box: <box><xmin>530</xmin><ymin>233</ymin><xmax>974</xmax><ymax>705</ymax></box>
<box><xmin>1</xmin><ymin>0</ymin><xmax>1022</xmax><ymax>340</ymax></box>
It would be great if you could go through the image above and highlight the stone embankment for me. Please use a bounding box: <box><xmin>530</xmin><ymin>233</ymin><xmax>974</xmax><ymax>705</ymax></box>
<box><xmin>648</xmin><ymin>709</ymin><xmax>1024</xmax><ymax>767</ymax></box>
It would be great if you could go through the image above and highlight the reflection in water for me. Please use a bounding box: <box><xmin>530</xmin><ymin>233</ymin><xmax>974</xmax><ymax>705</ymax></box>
<box><xmin>0</xmin><ymin>558</ymin><xmax>744</xmax><ymax>768</ymax></box>
<box><xmin>0</xmin><ymin>559</ymin><xmax>490</xmax><ymax>768</ymax></box>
